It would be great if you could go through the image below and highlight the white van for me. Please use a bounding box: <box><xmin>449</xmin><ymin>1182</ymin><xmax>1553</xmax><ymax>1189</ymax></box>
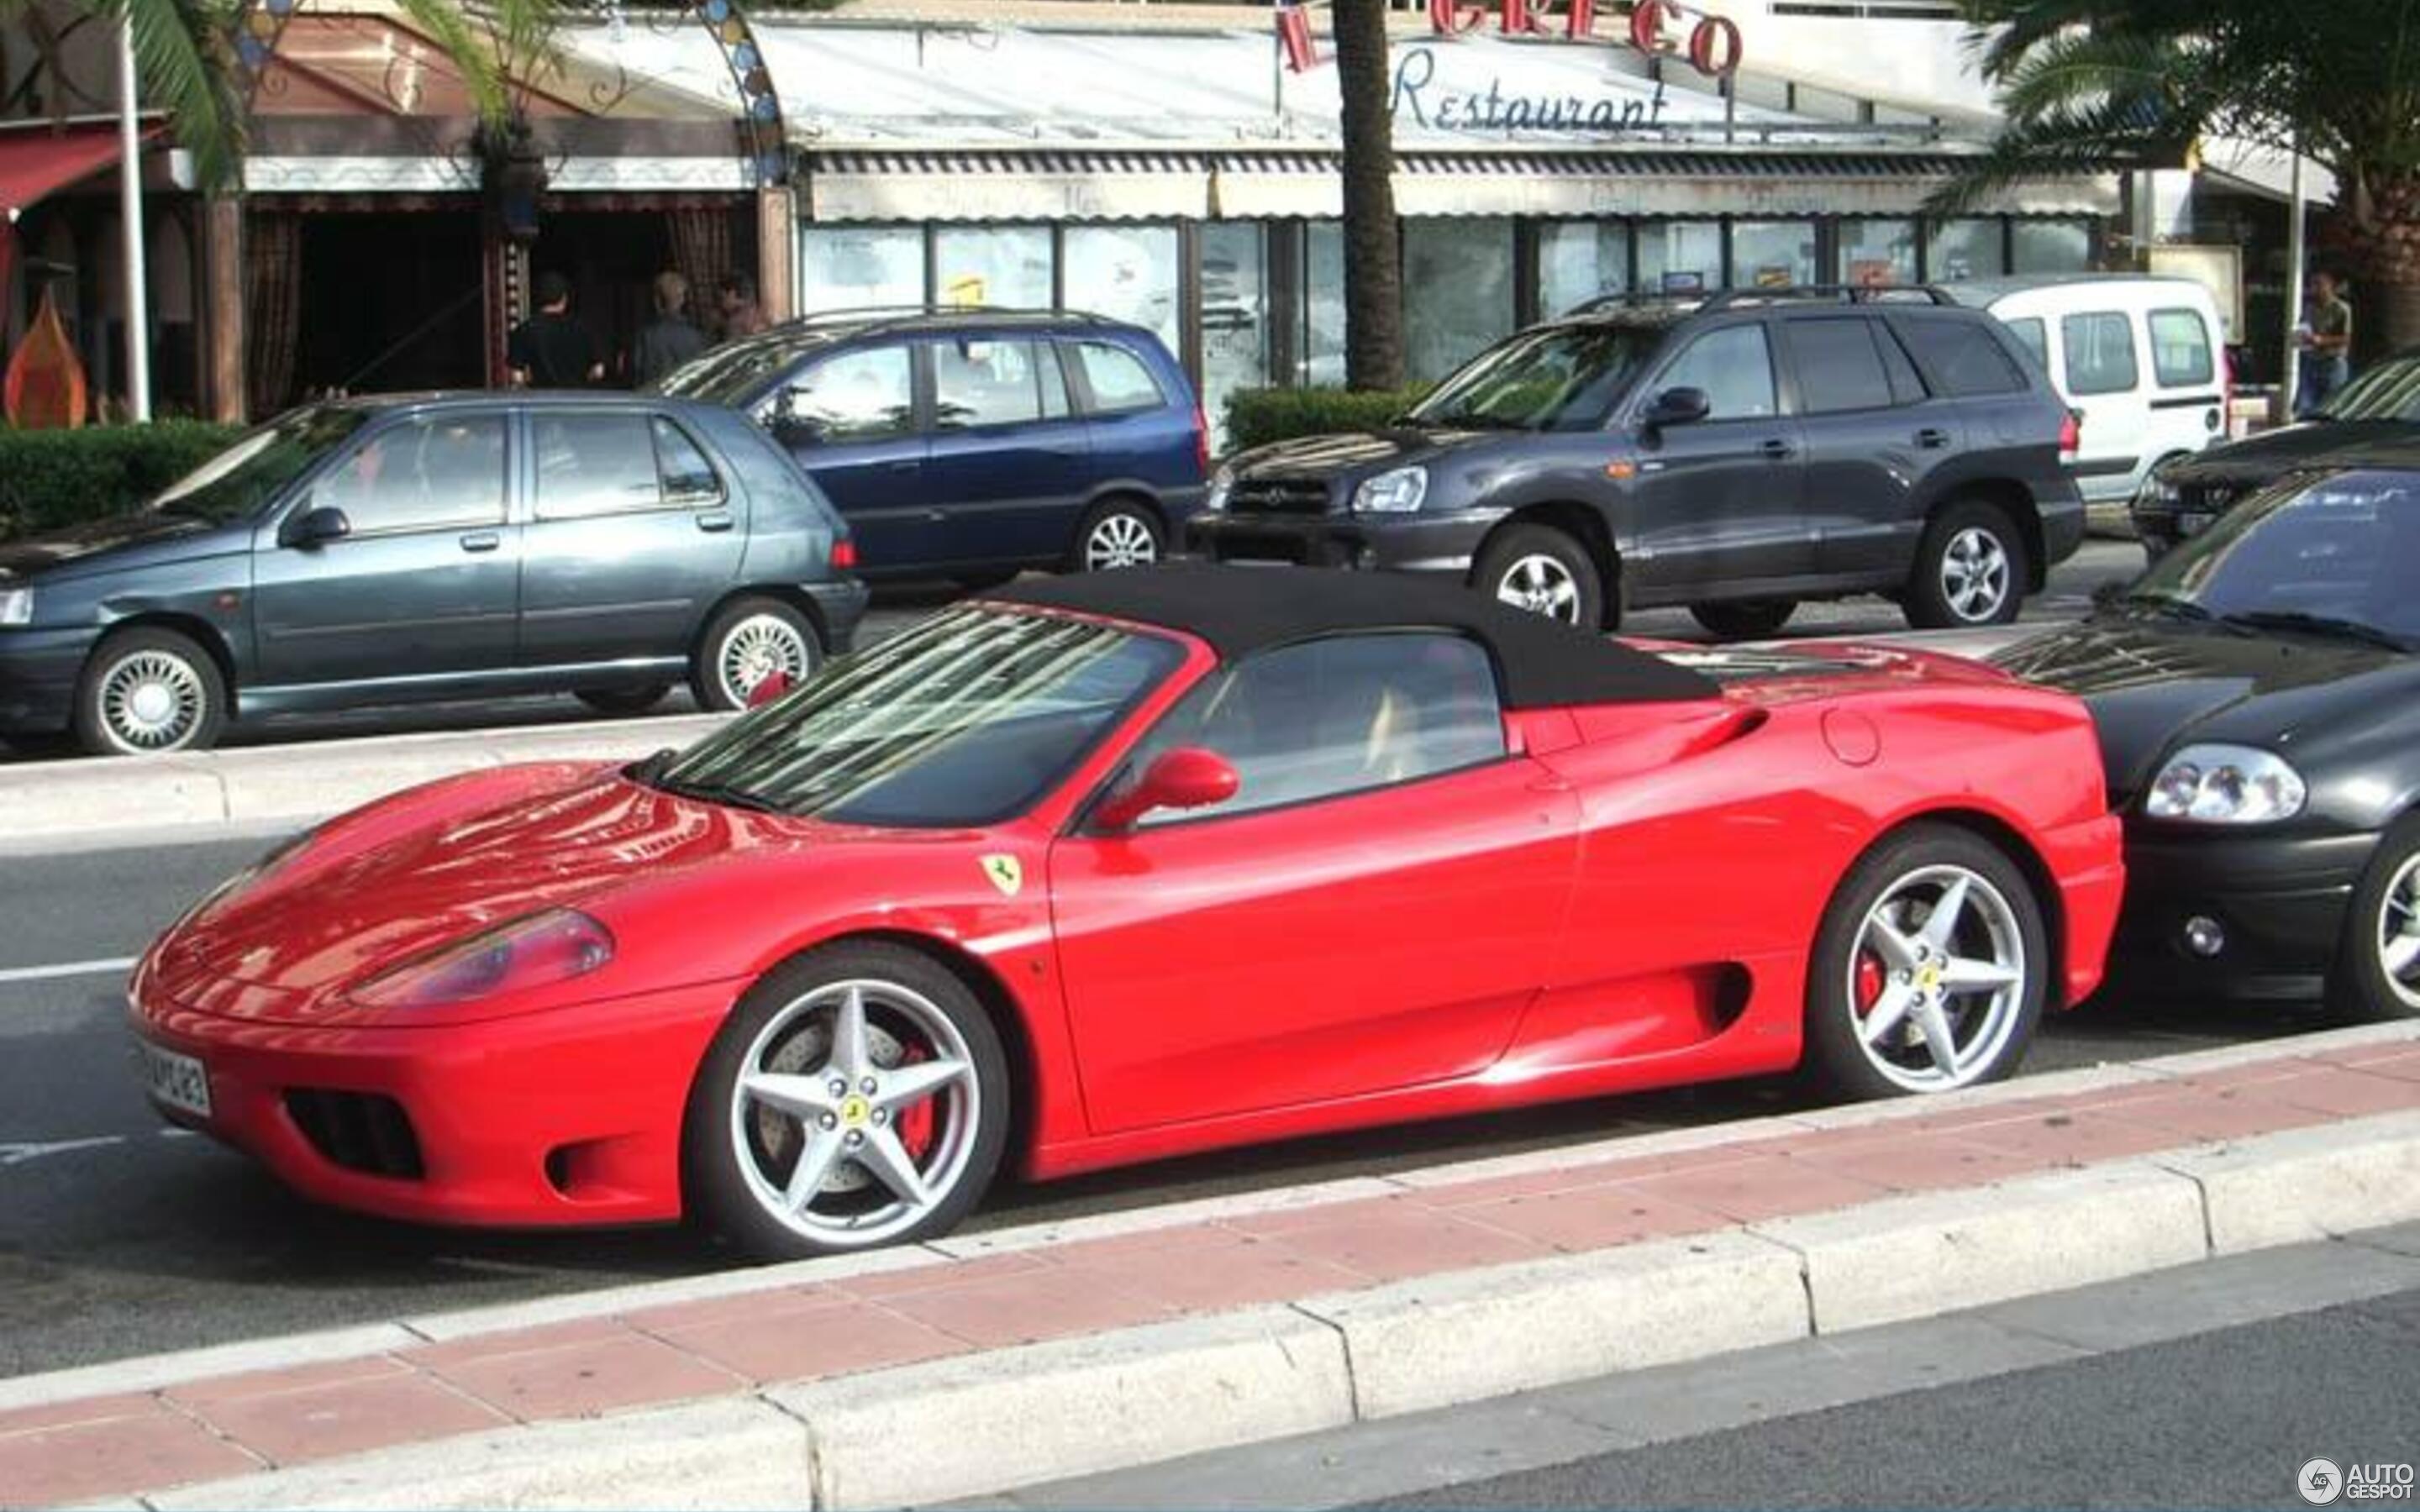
<box><xmin>1945</xmin><ymin>276</ymin><xmax>2231</xmax><ymax>519</ymax></box>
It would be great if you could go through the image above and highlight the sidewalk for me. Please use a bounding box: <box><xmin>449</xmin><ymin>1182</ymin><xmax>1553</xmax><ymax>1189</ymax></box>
<box><xmin>4</xmin><ymin>1021</ymin><xmax>2416</xmax><ymax>1510</ymax></box>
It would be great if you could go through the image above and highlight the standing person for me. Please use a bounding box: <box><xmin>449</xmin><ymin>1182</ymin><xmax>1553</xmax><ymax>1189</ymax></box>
<box><xmin>715</xmin><ymin>270</ymin><xmax>769</xmax><ymax>341</ymax></box>
<box><xmin>2294</xmin><ymin>269</ymin><xmax>2354</xmax><ymax>417</ymax></box>
<box><xmin>632</xmin><ymin>270</ymin><xmax>708</xmax><ymax>387</ymax></box>
<box><xmin>507</xmin><ymin>271</ymin><xmax>603</xmax><ymax>388</ymax></box>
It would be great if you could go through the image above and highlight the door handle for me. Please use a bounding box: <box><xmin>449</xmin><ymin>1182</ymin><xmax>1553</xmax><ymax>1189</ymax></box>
<box><xmin>1915</xmin><ymin>428</ymin><xmax>1952</xmax><ymax>449</ymax></box>
<box><xmin>695</xmin><ymin>511</ymin><xmax>734</xmax><ymax>533</ymax></box>
<box><xmin>459</xmin><ymin>531</ymin><xmax>501</xmax><ymax>553</ymax></box>
<box><xmin>1758</xmin><ymin>438</ymin><xmax>1795</xmax><ymax>461</ymax></box>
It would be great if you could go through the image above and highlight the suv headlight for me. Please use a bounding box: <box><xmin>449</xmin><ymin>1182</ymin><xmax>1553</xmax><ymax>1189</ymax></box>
<box><xmin>0</xmin><ymin>587</ymin><xmax>29</xmax><ymax>627</ymax></box>
<box><xmin>1204</xmin><ymin>466</ymin><xmax>1234</xmax><ymax>513</ymax></box>
<box><xmin>2144</xmin><ymin>743</ymin><xmax>2307</xmax><ymax>823</ymax></box>
<box><xmin>1352</xmin><ymin>465</ymin><xmax>1428</xmax><ymax>514</ymax></box>
<box><xmin>2139</xmin><ymin>470</ymin><xmax>2181</xmax><ymax>507</ymax></box>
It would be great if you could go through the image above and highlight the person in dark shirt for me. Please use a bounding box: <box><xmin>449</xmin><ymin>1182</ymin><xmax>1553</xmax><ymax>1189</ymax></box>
<box><xmin>507</xmin><ymin>270</ymin><xmax>603</xmax><ymax>388</ymax></box>
<box><xmin>716</xmin><ymin>270</ymin><xmax>769</xmax><ymax>341</ymax></box>
<box><xmin>632</xmin><ymin>270</ymin><xmax>708</xmax><ymax>387</ymax></box>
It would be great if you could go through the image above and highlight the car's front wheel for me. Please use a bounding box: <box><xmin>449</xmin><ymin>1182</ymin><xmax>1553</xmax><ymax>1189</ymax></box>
<box><xmin>1802</xmin><ymin>824</ymin><xmax>2048</xmax><ymax>1100</ymax></box>
<box><xmin>1690</xmin><ymin>599</ymin><xmax>1797</xmax><ymax>640</ymax></box>
<box><xmin>73</xmin><ymin>627</ymin><xmax>229</xmax><ymax>756</ymax></box>
<box><xmin>1475</xmin><ymin>524</ymin><xmax>1607</xmax><ymax>629</ymax></box>
<box><xmin>684</xmin><ymin>942</ymin><xmax>1011</xmax><ymax>1257</ymax></box>
<box><xmin>2328</xmin><ymin>818</ymin><xmax>2420</xmax><ymax>1021</ymax></box>
<box><xmin>1906</xmin><ymin>500</ymin><xmax>2028</xmax><ymax>629</ymax></box>
<box><xmin>693</xmin><ymin>596</ymin><xmax>822</xmax><ymax>711</ymax></box>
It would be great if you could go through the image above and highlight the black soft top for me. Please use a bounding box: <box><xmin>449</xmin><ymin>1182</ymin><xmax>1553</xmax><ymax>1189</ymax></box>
<box><xmin>986</xmin><ymin>565</ymin><xmax>1716</xmax><ymax>708</ymax></box>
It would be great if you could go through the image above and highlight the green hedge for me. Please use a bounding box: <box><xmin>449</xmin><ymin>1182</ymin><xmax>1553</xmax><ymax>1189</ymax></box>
<box><xmin>1222</xmin><ymin>385</ymin><xmax>1434</xmax><ymax>454</ymax></box>
<box><xmin>0</xmin><ymin>420</ymin><xmax>245</xmax><ymax>539</ymax></box>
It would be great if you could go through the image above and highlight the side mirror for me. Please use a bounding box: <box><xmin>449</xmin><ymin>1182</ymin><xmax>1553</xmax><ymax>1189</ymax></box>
<box><xmin>1642</xmin><ymin>386</ymin><xmax>1712</xmax><ymax>430</ymax></box>
<box><xmin>281</xmin><ymin>505</ymin><xmax>351</xmax><ymax>549</ymax></box>
<box><xmin>745</xmin><ymin>669</ymin><xmax>793</xmax><ymax>708</ymax></box>
<box><xmin>1093</xmin><ymin>746</ymin><xmax>1240</xmax><ymax>832</ymax></box>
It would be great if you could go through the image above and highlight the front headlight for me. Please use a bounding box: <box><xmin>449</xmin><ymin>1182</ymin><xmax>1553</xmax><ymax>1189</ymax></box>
<box><xmin>352</xmin><ymin>908</ymin><xmax>615</xmax><ymax>1009</ymax></box>
<box><xmin>1203</xmin><ymin>467</ymin><xmax>1234</xmax><ymax>513</ymax></box>
<box><xmin>1352</xmin><ymin>465</ymin><xmax>1428</xmax><ymax>514</ymax></box>
<box><xmin>2144</xmin><ymin>744</ymin><xmax>2307</xmax><ymax>824</ymax></box>
<box><xmin>0</xmin><ymin>587</ymin><xmax>30</xmax><ymax>627</ymax></box>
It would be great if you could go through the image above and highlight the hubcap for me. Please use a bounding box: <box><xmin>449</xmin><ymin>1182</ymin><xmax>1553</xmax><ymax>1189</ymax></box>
<box><xmin>99</xmin><ymin>650</ymin><xmax>204</xmax><ymax>751</ymax></box>
<box><xmin>2377</xmin><ymin>853</ymin><xmax>2420</xmax><ymax>1011</ymax></box>
<box><xmin>729</xmin><ymin>980</ymin><xmax>980</xmax><ymax>1247</ymax></box>
<box><xmin>1084</xmin><ymin>512</ymin><xmax>1158</xmax><ymax>570</ymax></box>
<box><xmin>1495</xmin><ymin>554</ymin><xmax>1582</xmax><ymax>623</ymax></box>
<box><xmin>1939</xmin><ymin>527</ymin><xmax>2011</xmax><ymax>622</ymax></box>
<box><xmin>1848</xmin><ymin>864</ymin><xmax>2028</xmax><ymax>1092</ymax></box>
<box><xmin>718</xmin><ymin>614</ymin><xmax>809</xmax><ymax>706</ymax></box>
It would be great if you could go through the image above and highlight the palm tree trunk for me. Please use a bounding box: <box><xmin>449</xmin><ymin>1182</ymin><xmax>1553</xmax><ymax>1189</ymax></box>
<box><xmin>2350</xmin><ymin>168</ymin><xmax>2420</xmax><ymax>359</ymax></box>
<box><xmin>1331</xmin><ymin>0</ymin><xmax>1404</xmax><ymax>391</ymax></box>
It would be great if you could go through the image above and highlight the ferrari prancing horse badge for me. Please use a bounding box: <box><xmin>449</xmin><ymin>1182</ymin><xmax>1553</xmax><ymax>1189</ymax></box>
<box><xmin>981</xmin><ymin>854</ymin><xmax>1023</xmax><ymax>897</ymax></box>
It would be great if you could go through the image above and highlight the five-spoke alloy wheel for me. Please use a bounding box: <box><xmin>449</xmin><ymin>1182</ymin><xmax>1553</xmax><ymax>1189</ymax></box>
<box><xmin>1906</xmin><ymin>499</ymin><xmax>2028</xmax><ymax>629</ymax></box>
<box><xmin>1804</xmin><ymin>824</ymin><xmax>2048</xmax><ymax>1098</ymax></box>
<box><xmin>1474</xmin><ymin>523</ymin><xmax>1607</xmax><ymax>629</ymax></box>
<box><xmin>687</xmin><ymin>944</ymin><xmax>1009</xmax><ymax>1257</ymax></box>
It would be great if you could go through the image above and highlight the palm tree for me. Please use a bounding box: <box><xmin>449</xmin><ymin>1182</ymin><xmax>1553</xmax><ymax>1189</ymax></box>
<box><xmin>1934</xmin><ymin>0</ymin><xmax>2420</xmax><ymax>354</ymax></box>
<box><xmin>1332</xmin><ymin>0</ymin><xmax>1405</xmax><ymax>390</ymax></box>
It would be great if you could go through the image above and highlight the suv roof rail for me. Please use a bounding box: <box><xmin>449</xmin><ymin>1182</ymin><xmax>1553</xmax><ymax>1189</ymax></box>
<box><xmin>773</xmin><ymin>303</ymin><xmax>1123</xmax><ymax>334</ymax></box>
<box><xmin>1697</xmin><ymin>284</ymin><xmax>1960</xmax><ymax>312</ymax></box>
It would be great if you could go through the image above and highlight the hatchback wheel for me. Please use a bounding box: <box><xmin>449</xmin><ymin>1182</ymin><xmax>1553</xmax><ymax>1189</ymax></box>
<box><xmin>73</xmin><ymin>627</ymin><xmax>229</xmax><ymax>756</ymax></box>
<box><xmin>694</xmin><ymin>596</ymin><xmax>821</xmax><ymax>711</ymax></box>
<box><xmin>2328</xmin><ymin>818</ymin><xmax>2420</xmax><ymax>1021</ymax></box>
<box><xmin>1475</xmin><ymin>524</ymin><xmax>1607</xmax><ymax>629</ymax></box>
<box><xmin>1071</xmin><ymin>500</ymin><xmax>1163</xmax><ymax>572</ymax></box>
<box><xmin>685</xmin><ymin>943</ymin><xmax>1010</xmax><ymax>1257</ymax></box>
<box><xmin>1907</xmin><ymin>500</ymin><xmax>2028</xmax><ymax>628</ymax></box>
<box><xmin>1803</xmin><ymin>825</ymin><xmax>2046</xmax><ymax>1099</ymax></box>
<box><xmin>1690</xmin><ymin>599</ymin><xmax>1797</xmax><ymax>640</ymax></box>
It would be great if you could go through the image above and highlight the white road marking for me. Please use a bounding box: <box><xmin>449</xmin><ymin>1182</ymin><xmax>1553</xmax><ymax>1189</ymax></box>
<box><xmin>0</xmin><ymin>956</ymin><xmax>137</xmax><ymax>986</ymax></box>
<box><xmin>0</xmin><ymin>1130</ymin><xmax>192</xmax><ymax>1168</ymax></box>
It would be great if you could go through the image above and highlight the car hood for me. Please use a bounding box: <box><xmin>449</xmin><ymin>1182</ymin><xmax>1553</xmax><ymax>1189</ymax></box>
<box><xmin>0</xmin><ymin>510</ymin><xmax>229</xmax><ymax>583</ymax></box>
<box><xmin>1227</xmin><ymin>427</ymin><xmax>1499</xmax><ymax>481</ymax></box>
<box><xmin>1991</xmin><ymin>618</ymin><xmax>2413</xmax><ymax>798</ymax></box>
<box><xmin>2167</xmin><ymin>421</ymin><xmax>2420</xmax><ymax>489</ymax></box>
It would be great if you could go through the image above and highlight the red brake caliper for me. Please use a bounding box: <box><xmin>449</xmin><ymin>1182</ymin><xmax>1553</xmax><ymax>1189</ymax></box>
<box><xmin>894</xmin><ymin>1042</ymin><xmax>938</xmax><ymax>1161</ymax></box>
<box><xmin>1854</xmin><ymin>952</ymin><xmax>1885</xmax><ymax>1016</ymax></box>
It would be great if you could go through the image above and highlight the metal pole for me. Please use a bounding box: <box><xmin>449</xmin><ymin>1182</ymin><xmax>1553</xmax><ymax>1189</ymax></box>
<box><xmin>116</xmin><ymin>17</ymin><xmax>151</xmax><ymax>423</ymax></box>
<box><xmin>2281</xmin><ymin>133</ymin><xmax>2306</xmax><ymax>424</ymax></box>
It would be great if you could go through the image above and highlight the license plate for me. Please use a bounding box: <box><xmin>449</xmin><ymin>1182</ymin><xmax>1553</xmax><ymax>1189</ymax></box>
<box><xmin>140</xmin><ymin>1042</ymin><xmax>213</xmax><ymax>1119</ymax></box>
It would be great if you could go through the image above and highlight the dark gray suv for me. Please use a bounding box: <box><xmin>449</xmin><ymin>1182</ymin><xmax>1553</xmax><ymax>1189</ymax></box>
<box><xmin>1189</xmin><ymin>287</ymin><xmax>2086</xmax><ymax>636</ymax></box>
<box><xmin>0</xmin><ymin>393</ymin><xmax>866</xmax><ymax>756</ymax></box>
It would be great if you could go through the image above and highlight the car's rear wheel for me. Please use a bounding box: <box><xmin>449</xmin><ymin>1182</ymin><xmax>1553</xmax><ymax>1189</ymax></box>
<box><xmin>73</xmin><ymin>627</ymin><xmax>229</xmax><ymax>757</ymax></box>
<box><xmin>1071</xmin><ymin>498</ymin><xmax>1164</xmax><ymax>572</ymax></box>
<box><xmin>693</xmin><ymin>596</ymin><xmax>822</xmax><ymax>711</ymax></box>
<box><xmin>1475</xmin><ymin>524</ymin><xmax>1607</xmax><ymax>629</ymax></box>
<box><xmin>2328</xmin><ymin>818</ymin><xmax>2420</xmax><ymax>1021</ymax></box>
<box><xmin>1690</xmin><ymin>599</ymin><xmax>1797</xmax><ymax>640</ymax></box>
<box><xmin>576</xmin><ymin>685</ymin><xmax>671</xmax><ymax>717</ymax></box>
<box><xmin>1802</xmin><ymin>825</ymin><xmax>2047</xmax><ymax>1100</ymax></box>
<box><xmin>684</xmin><ymin>942</ymin><xmax>1011</xmax><ymax>1257</ymax></box>
<box><xmin>1905</xmin><ymin>499</ymin><xmax>2028</xmax><ymax>629</ymax></box>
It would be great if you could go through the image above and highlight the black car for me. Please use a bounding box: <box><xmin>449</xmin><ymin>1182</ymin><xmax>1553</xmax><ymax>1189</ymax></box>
<box><xmin>0</xmin><ymin>393</ymin><xmax>866</xmax><ymax>756</ymax></box>
<box><xmin>1188</xmin><ymin>286</ymin><xmax>2086</xmax><ymax>636</ymax></box>
<box><xmin>1996</xmin><ymin>459</ymin><xmax>2420</xmax><ymax>1018</ymax></box>
<box><xmin>2133</xmin><ymin>348</ymin><xmax>2420</xmax><ymax>558</ymax></box>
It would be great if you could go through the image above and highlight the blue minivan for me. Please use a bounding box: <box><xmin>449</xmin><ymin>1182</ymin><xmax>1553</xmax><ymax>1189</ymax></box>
<box><xmin>653</xmin><ymin>309</ymin><xmax>1208</xmax><ymax>585</ymax></box>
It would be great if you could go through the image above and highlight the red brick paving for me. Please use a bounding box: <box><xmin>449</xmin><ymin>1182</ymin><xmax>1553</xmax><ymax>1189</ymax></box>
<box><xmin>1</xmin><ymin>1036</ymin><xmax>2412</xmax><ymax>1509</ymax></box>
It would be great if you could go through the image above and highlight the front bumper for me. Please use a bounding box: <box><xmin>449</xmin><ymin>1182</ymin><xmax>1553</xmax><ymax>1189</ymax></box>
<box><xmin>2103</xmin><ymin>825</ymin><xmax>2376</xmax><ymax>1000</ymax></box>
<box><xmin>128</xmin><ymin>967</ymin><xmax>742</xmax><ymax>1227</ymax></box>
<box><xmin>0</xmin><ymin>625</ymin><xmax>100</xmax><ymax>735</ymax></box>
<box><xmin>1185</xmin><ymin>510</ymin><xmax>1496</xmax><ymax>575</ymax></box>
<box><xmin>807</xmin><ymin>577</ymin><xmax>873</xmax><ymax>654</ymax></box>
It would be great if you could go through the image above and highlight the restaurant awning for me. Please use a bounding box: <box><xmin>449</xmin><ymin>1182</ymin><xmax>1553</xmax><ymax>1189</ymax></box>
<box><xmin>0</xmin><ymin>122</ymin><xmax>131</xmax><ymax>218</ymax></box>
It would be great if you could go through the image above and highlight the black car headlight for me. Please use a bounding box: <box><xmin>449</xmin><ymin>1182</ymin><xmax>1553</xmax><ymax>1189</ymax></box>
<box><xmin>2144</xmin><ymin>744</ymin><xmax>2307</xmax><ymax>824</ymax></box>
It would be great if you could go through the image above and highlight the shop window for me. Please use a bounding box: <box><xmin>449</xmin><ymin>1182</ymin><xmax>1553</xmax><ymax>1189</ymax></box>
<box><xmin>1652</xmin><ymin>325</ymin><xmax>1777</xmax><ymax>419</ymax></box>
<box><xmin>1635</xmin><ymin>221</ymin><xmax>1722</xmax><ymax>294</ymax></box>
<box><xmin>1404</xmin><ymin>218</ymin><xmax>1515</xmax><ymax>383</ymax></box>
<box><xmin>934</xmin><ymin>225</ymin><xmax>1053</xmax><ymax>310</ymax></box>
<box><xmin>1064</xmin><ymin>226</ymin><xmax>1180</xmax><ymax>354</ymax></box>
<box><xmin>1731</xmin><ymin>221</ymin><xmax>1817</xmax><ymax>290</ymax></box>
<box><xmin>2063</xmin><ymin>311</ymin><xmax>2139</xmax><ymax>396</ymax></box>
<box><xmin>1538</xmin><ymin>222</ymin><xmax>1631</xmax><ymax>318</ymax></box>
<box><xmin>2149</xmin><ymin>309</ymin><xmax>2215</xmax><ymax>388</ymax></box>
<box><xmin>1839</xmin><ymin>220</ymin><xmax>1918</xmax><ymax>287</ymax></box>
<box><xmin>1076</xmin><ymin>342</ymin><xmax>1166</xmax><ymax>413</ymax></box>
<box><xmin>2012</xmin><ymin>220</ymin><xmax>2093</xmax><ymax>274</ymax></box>
<box><xmin>1301</xmin><ymin>221</ymin><xmax>1347</xmax><ymax>386</ymax></box>
<box><xmin>1926</xmin><ymin>219</ymin><xmax>2008</xmax><ymax>282</ymax></box>
<box><xmin>1201</xmin><ymin>223</ymin><xmax>1270</xmax><ymax>452</ymax></box>
<box><xmin>934</xmin><ymin>339</ymin><xmax>1061</xmax><ymax>428</ymax></box>
<box><xmin>800</xmin><ymin>226</ymin><xmax>924</xmax><ymax>312</ymax></box>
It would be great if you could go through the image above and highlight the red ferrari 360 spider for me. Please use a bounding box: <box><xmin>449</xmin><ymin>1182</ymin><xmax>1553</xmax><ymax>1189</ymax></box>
<box><xmin>131</xmin><ymin>568</ymin><xmax>2123</xmax><ymax>1257</ymax></box>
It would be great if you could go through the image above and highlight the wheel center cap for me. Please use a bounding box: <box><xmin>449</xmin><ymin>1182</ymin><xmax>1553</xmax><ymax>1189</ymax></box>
<box><xmin>838</xmin><ymin>1094</ymin><xmax>872</xmax><ymax>1129</ymax></box>
<box><xmin>129</xmin><ymin>683</ymin><xmax>175</xmax><ymax>725</ymax></box>
<box><xmin>1918</xmin><ymin>963</ymin><xmax>1943</xmax><ymax>992</ymax></box>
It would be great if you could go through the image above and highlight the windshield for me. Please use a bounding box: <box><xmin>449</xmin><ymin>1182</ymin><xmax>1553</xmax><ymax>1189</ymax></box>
<box><xmin>2313</xmin><ymin>353</ymin><xmax>2420</xmax><ymax>422</ymax></box>
<box><xmin>646</xmin><ymin>338</ymin><xmax>816</xmax><ymax>406</ymax></box>
<box><xmin>642</xmin><ymin>606</ymin><xmax>1186</xmax><ymax>825</ymax></box>
<box><xmin>1407</xmin><ymin>324</ymin><xmax>1665</xmax><ymax>432</ymax></box>
<box><xmin>2123</xmin><ymin>468</ymin><xmax>2420</xmax><ymax>648</ymax></box>
<box><xmin>150</xmin><ymin>406</ymin><xmax>371</xmax><ymax>525</ymax></box>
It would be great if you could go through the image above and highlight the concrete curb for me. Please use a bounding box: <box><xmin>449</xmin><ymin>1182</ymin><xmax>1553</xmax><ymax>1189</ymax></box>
<box><xmin>2156</xmin><ymin>1109</ymin><xmax>2420</xmax><ymax>1254</ymax></box>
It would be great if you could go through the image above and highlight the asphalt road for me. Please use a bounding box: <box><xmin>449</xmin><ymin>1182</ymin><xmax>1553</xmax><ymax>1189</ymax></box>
<box><xmin>0</xmin><ymin>827</ymin><xmax>2328</xmax><ymax>1379</ymax></box>
<box><xmin>0</xmin><ymin>541</ymin><xmax>2146</xmax><ymax>760</ymax></box>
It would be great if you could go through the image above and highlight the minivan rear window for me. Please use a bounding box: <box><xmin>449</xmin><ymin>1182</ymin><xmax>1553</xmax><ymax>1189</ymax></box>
<box><xmin>1891</xmin><ymin>317</ymin><xmax>2028</xmax><ymax>397</ymax></box>
<box><xmin>2062</xmin><ymin>312</ymin><xmax>2139</xmax><ymax>396</ymax></box>
<box><xmin>1076</xmin><ymin>342</ymin><xmax>1165</xmax><ymax>414</ymax></box>
<box><xmin>2149</xmin><ymin>309</ymin><xmax>2215</xmax><ymax>388</ymax></box>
